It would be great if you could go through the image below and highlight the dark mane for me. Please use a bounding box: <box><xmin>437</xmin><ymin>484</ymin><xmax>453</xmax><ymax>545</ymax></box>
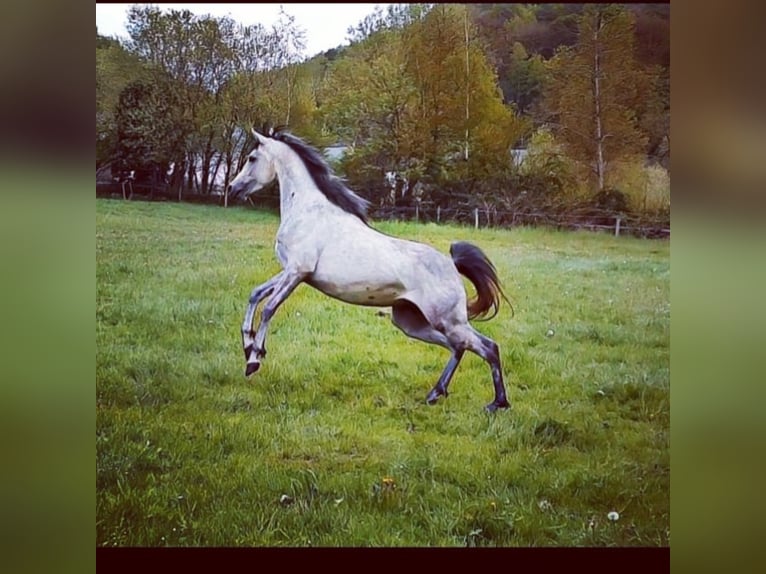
<box><xmin>269</xmin><ymin>128</ymin><xmax>370</xmax><ymax>223</ymax></box>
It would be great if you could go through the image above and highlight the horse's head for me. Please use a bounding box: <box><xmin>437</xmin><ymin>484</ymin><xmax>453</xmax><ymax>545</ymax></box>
<box><xmin>227</xmin><ymin>129</ymin><xmax>278</xmax><ymax>200</ymax></box>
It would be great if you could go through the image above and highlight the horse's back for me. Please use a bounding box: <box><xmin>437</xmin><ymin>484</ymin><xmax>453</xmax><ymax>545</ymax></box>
<box><xmin>307</xmin><ymin>221</ymin><xmax>465</xmax><ymax>321</ymax></box>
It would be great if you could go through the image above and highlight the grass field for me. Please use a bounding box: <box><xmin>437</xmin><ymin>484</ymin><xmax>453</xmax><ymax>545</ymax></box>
<box><xmin>96</xmin><ymin>198</ymin><xmax>669</xmax><ymax>547</ymax></box>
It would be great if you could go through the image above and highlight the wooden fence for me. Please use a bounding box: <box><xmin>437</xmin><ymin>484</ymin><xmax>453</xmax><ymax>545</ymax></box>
<box><xmin>96</xmin><ymin>183</ymin><xmax>669</xmax><ymax>239</ymax></box>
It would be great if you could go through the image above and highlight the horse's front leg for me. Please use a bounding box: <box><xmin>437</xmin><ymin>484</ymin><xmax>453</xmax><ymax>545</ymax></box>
<box><xmin>246</xmin><ymin>269</ymin><xmax>306</xmax><ymax>376</ymax></box>
<box><xmin>242</xmin><ymin>273</ymin><xmax>283</xmax><ymax>373</ymax></box>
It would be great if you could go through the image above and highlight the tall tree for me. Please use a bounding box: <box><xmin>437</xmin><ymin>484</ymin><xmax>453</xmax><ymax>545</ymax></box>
<box><xmin>125</xmin><ymin>6</ymin><xmax>201</xmax><ymax>195</ymax></box>
<box><xmin>188</xmin><ymin>15</ymin><xmax>239</xmax><ymax>194</ymax></box>
<box><xmin>264</xmin><ymin>8</ymin><xmax>307</xmax><ymax>126</ymax></box>
<box><xmin>321</xmin><ymin>27</ymin><xmax>415</xmax><ymax>159</ymax></box>
<box><xmin>543</xmin><ymin>4</ymin><xmax>651</xmax><ymax>193</ymax></box>
<box><xmin>96</xmin><ymin>31</ymin><xmax>146</xmax><ymax>167</ymax></box>
<box><xmin>346</xmin><ymin>3</ymin><xmax>432</xmax><ymax>43</ymax></box>
<box><xmin>113</xmin><ymin>80</ymin><xmax>184</xmax><ymax>188</ymax></box>
<box><xmin>403</xmin><ymin>4</ymin><xmax>526</xmax><ymax>183</ymax></box>
<box><xmin>505</xmin><ymin>41</ymin><xmax>545</xmax><ymax>116</ymax></box>
<box><xmin>124</xmin><ymin>6</ymin><xmax>258</xmax><ymax>195</ymax></box>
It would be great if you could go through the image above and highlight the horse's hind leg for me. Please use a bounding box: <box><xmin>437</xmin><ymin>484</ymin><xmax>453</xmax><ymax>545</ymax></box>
<box><xmin>454</xmin><ymin>326</ymin><xmax>510</xmax><ymax>413</ymax></box>
<box><xmin>391</xmin><ymin>299</ymin><xmax>461</xmax><ymax>405</ymax></box>
<box><xmin>425</xmin><ymin>349</ymin><xmax>465</xmax><ymax>405</ymax></box>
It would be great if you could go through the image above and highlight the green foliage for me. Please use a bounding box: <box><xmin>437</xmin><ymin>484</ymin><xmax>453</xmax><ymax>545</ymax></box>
<box><xmin>346</xmin><ymin>3</ymin><xmax>434</xmax><ymax>44</ymax></box>
<box><xmin>323</xmin><ymin>4</ymin><xmax>528</xmax><ymax>203</ymax></box>
<box><xmin>505</xmin><ymin>42</ymin><xmax>546</xmax><ymax>115</ymax></box>
<box><xmin>97</xmin><ymin>199</ymin><xmax>669</xmax><ymax>546</ymax></box>
<box><xmin>96</xmin><ymin>3</ymin><xmax>669</xmax><ymax>215</ymax></box>
<box><xmin>495</xmin><ymin>127</ymin><xmax>582</xmax><ymax>212</ymax></box>
<box><xmin>320</xmin><ymin>28</ymin><xmax>415</xmax><ymax>158</ymax></box>
<box><xmin>543</xmin><ymin>5</ymin><xmax>654</xmax><ymax>193</ymax></box>
<box><xmin>96</xmin><ymin>35</ymin><xmax>147</xmax><ymax>167</ymax></box>
<box><xmin>520</xmin><ymin>128</ymin><xmax>577</xmax><ymax>182</ymax></box>
<box><xmin>607</xmin><ymin>159</ymin><xmax>670</xmax><ymax>215</ymax></box>
<box><xmin>114</xmin><ymin>80</ymin><xmax>184</xmax><ymax>184</ymax></box>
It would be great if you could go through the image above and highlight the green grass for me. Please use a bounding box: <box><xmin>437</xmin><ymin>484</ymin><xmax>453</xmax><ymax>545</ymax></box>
<box><xmin>96</xmin><ymin>198</ymin><xmax>669</xmax><ymax>547</ymax></box>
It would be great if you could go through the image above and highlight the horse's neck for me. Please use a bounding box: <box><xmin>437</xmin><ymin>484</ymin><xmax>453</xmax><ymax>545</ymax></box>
<box><xmin>274</xmin><ymin>156</ymin><xmax>327</xmax><ymax>219</ymax></box>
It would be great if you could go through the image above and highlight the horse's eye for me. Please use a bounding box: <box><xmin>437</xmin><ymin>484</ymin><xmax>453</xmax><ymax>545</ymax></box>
<box><xmin>248</xmin><ymin>156</ymin><xmax>256</xmax><ymax>163</ymax></box>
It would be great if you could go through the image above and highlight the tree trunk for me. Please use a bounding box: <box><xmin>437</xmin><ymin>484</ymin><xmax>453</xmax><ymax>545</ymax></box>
<box><xmin>210</xmin><ymin>153</ymin><xmax>223</xmax><ymax>196</ymax></box>
<box><xmin>593</xmin><ymin>12</ymin><xmax>606</xmax><ymax>192</ymax></box>
<box><xmin>187</xmin><ymin>157</ymin><xmax>197</xmax><ymax>194</ymax></box>
<box><xmin>464</xmin><ymin>7</ymin><xmax>470</xmax><ymax>162</ymax></box>
<box><xmin>223</xmin><ymin>154</ymin><xmax>232</xmax><ymax>208</ymax></box>
<box><xmin>284</xmin><ymin>68</ymin><xmax>293</xmax><ymax>126</ymax></box>
<box><xmin>200</xmin><ymin>134</ymin><xmax>215</xmax><ymax>195</ymax></box>
<box><xmin>170</xmin><ymin>159</ymin><xmax>185</xmax><ymax>202</ymax></box>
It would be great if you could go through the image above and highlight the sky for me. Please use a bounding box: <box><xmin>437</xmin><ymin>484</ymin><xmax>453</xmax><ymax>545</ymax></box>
<box><xmin>95</xmin><ymin>3</ymin><xmax>391</xmax><ymax>58</ymax></box>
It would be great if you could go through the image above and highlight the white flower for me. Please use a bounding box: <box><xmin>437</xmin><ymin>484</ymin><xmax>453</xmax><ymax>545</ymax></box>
<box><xmin>607</xmin><ymin>511</ymin><xmax>619</xmax><ymax>522</ymax></box>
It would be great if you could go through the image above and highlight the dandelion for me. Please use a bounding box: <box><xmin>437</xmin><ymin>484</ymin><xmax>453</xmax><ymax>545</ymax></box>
<box><xmin>607</xmin><ymin>511</ymin><xmax>620</xmax><ymax>522</ymax></box>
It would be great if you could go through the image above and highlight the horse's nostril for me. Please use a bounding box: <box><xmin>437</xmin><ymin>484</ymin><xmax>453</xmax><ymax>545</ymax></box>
<box><xmin>227</xmin><ymin>184</ymin><xmax>233</xmax><ymax>194</ymax></box>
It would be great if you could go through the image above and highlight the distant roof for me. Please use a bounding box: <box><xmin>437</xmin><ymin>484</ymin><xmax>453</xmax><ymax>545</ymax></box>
<box><xmin>323</xmin><ymin>144</ymin><xmax>350</xmax><ymax>161</ymax></box>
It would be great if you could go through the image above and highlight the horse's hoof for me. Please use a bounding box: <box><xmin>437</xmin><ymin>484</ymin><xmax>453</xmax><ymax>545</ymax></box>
<box><xmin>485</xmin><ymin>400</ymin><xmax>511</xmax><ymax>413</ymax></box>
<box><xmin>245</xmin><ymin>361</ymin><xmax>261</xmax><ymax>377</ymax></box>
<box><xmin>426</xmin><ymin>388</ymin><xmax>447</xmax><ymax>405</ymax></box>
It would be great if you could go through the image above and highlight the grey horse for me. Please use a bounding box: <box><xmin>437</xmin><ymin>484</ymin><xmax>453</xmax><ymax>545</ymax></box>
<box><xmin>228</xmin><ymin>128</ymin><xmax>512</xmax><ymax>412</ymax></box>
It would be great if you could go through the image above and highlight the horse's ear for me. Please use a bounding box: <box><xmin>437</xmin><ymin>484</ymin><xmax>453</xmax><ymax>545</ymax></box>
<box><xmin>251</xmin><ymin>128</ymin><xmax>267</xmax><ymax>146</ymax></box>
<box><xmin>260</xmin><ymin>122</ymin><xmax>276</xmax><ymax>138</ymax></box>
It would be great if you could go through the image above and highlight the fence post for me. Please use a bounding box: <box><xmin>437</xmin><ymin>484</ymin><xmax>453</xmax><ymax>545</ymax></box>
<box><xmin>614</xmin><ymin>217</ymin><xmax>622</xmax><ymax>237</ymax></box>
<box><xmin>437</xmin><ymin>205</ymin><xmax>441</xmax><ymax>224</ymax></box>
<box><xmin>415</xmin><ymin>203</ymin><xmax>419</xmax><ymax>223</ymax></box>
<box><xmin>474</xmin><ymin>208</ymin><xmax>479</xmax><ymax>230</ymax></box>
<box><xmin>121</xmin><ymin>181</ymin><xmax>133</xmax><ymax>200</ymax></box>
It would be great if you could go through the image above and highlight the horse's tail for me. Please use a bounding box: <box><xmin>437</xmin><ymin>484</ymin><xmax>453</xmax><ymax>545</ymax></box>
<box><xmin>450</xmin><ymin>241</ymin><xmax>511</xmax><ymax>321</ymax></box>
